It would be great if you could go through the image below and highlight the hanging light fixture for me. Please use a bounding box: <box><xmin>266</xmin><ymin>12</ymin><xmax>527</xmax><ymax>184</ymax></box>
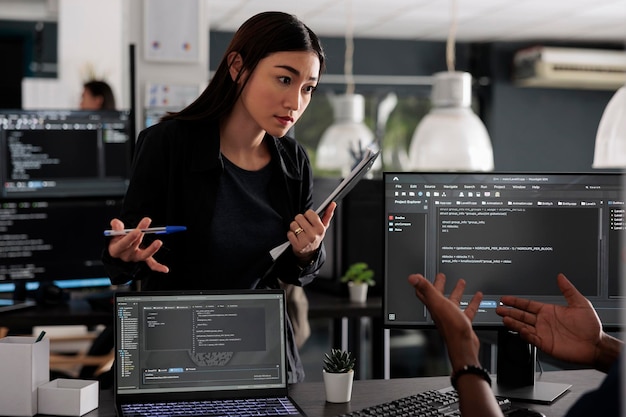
<box><xmin>316</xmin><ymin>94</ymin><xmax>376</xmax><ymax>177</ymax></box>
<box><xmin>316</xmin><ymin>0</ymin><xmax>378</xmax><ymax>177</ymax></box>
<box><xmin>592</xmin><ymin>84</ymin><xmax>626</xmax><ymax>168</ymax></box>
<box><xmin>407</xmin><ymin>0</ymin><xmax>494</xmax><ymax>171</ymax></box>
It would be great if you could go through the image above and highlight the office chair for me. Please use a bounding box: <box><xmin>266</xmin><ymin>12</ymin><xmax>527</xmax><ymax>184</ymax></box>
<box><xmin>49</xmin><ymin>325</ymin><xmax>114</xmax><ymax>387</ymax></box>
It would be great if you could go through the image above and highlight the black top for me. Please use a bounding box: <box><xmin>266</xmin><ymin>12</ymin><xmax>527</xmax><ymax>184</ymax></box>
<box><xmin>564</xmin><ymin>354</ymin><xmax>621</xmax><ymax>417</ymax></box>
<box><xmin>207</xmin><ymin>156</ymin><xmax>284</xmax><ymax>288</ymax></box>
<box><xmin>102</xmin><ymin>118</ymin><xmax>325</xmax><ymax>291</ymax></box>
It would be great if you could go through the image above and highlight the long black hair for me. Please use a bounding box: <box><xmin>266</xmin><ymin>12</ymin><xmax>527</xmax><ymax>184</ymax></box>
<box><xmin>162</xmin><ymin>11</ymin><xmax>325</xmax><ymax>122</ymax></box>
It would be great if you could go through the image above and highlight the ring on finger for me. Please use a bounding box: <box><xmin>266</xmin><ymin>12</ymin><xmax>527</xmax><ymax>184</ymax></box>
<box><xmin>294</xmin><ymin>227</ymin><xmax>304</xmax><ymax>236</ymax></box>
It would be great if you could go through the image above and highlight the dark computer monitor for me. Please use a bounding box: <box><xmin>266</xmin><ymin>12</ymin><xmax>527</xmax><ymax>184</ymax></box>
<box><xmin>0</xmin><ymin>109</ymin><xmax>133</xmax><ymax>297</ymax></box>
<box><xmin>0</xmin><ymin>196</ymin><xmax>123</xmax><ymax>288</ymax></box>
<box><xmin>383</xmin><ymin>172</ymin><xmax>623</xmax><ymax>402</ymax></box>
<box><xmin>0</xmin><ymin>109</ymin><xmax>132</xmax><ymax>198</ymax></box>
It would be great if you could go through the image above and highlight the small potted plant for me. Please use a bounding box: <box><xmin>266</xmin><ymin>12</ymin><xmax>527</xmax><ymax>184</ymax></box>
<box><xmin>340</xmin><ymin>262</ymin><xmax>375</xmax><ymax>303</ymax></box>
<box><xmin>322</xmin><ymin>348</ymin><xmax>356</xmax><ymax>403</ymax></box>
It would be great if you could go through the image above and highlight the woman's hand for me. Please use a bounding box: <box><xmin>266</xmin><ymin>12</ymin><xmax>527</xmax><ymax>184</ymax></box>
<box><xmin>107</xmin><ymin>217</ymin><xmax>169</xmax><ymax>273</ymax></box>
<box><xmin>288</xmin><ymin>202</ymin><xmax>337</xmax><ymax>265</ymax></box>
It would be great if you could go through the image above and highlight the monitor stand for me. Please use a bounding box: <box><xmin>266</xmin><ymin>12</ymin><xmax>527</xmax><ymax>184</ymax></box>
<box><xmin>12</xmin><ymin>281</ymin><xmax>27</xmax><ymax>301</ymax></box>
<box><xmin>491</xmin><ymin>329</ymin><xmax>571</xmax><ymax>404</ymax></box>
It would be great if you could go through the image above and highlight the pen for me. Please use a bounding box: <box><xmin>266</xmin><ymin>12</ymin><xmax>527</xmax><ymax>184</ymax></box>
<box><xmin>35</xmin><ymin>330</ymin><xmax>46</xmax><ymax>343</ymax></box>
<box><xmin>103</xmin><ymin>226</ymin><xmax>187</xmax><ymax>237</ymax></box>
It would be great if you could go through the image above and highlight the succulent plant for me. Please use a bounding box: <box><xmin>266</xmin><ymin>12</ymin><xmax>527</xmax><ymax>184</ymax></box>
<box><xmin>323</xmin><ymin>348</ymin><xmax>356</xmax><ymax>373</ymax></box>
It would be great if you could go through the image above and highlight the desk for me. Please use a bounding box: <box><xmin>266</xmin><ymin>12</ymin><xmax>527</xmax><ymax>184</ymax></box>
<box><xmin>0</xmin><ymin>290</ymin><xmax>379</xmax><ymax>328</ymax></box>
<box><xmin>46</xmin><ymin>369</ymin><xmax>604</xmax><ymax>417</ymax></box>
<box><xmin>0</xmin><ymin>299</ymin><xmax>113</xmax><ymax>328</ymax></box>
<box><xmin>305</xmin><ymin>291</ymin><xmax>381</xmax><ymax>320</ymax></box>
<box><xmin>304</xmin><ymin>290</ymin><xmax>383</xmax><ymax>379</ymax></box>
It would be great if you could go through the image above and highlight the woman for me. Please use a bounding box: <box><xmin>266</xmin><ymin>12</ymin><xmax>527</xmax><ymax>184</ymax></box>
<box><xmin>102</xmin><ymin>11</ymin><xmax>335</xmax><ymax>383</ymax></box>
<box><xmin>80</xmin><ymin>80</ymin><xmax>116</xmax><ymax>110</ymax></box>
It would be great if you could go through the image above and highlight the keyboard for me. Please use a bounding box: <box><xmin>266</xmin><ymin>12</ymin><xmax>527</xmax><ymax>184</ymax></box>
<box><xmin>120</xmin><ymin>397</ymin><xmax>301</xmax><ymax>417</ymax></box>
<box><xmin>334</xmin><ymin>386</ymin><xmax>514</xmax><ymax>417</ymax></box>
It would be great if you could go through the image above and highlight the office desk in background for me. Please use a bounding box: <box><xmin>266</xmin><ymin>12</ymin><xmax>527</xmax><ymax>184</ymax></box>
<box><xmin>0</xmin><ymin>298</ymin><xmax>113</xmax><ymax>331</ymax></box>
<box><xmin>1</xmin><ymin>288</ymin><xmax>378</xmax><ymax>328</ymax></box>
<box><xmin>38</xmin><ymin>369</ymin><xmax>604</xmax><ymax>417</ymax></box>
<box><xmin>294</xmin><ymin>289</ymin><xmax>383</xmax><ymax>379</ymax></box>
<box><xmin>0</xmin><ymin>289</ymin><xmax>383</xmax><ymax>378</ymax></box>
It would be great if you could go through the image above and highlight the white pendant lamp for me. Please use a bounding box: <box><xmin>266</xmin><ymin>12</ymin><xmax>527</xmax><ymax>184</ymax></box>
<box><xmin>592</xmin><ymin>85</ymin><xmax>626</xmax><ymax>168</ymax></box>
<box><xmin>316</xmin><ymin>94</ymin><xmax>376</xmax><ymax>177</ymax></box>
<box><xmin>407</xmin><ymin>0</ymin><xmax>494</xmax><ymax>172</ymax></box>
<box><xmin>407</xmin><ymin>71</ymin><xmax>494</xmax><ymax>171</ymax></box>
<box><xmin>315</xmin><ymin>0</ymin><xmax>378</xmax><ymax>177</ymax></box>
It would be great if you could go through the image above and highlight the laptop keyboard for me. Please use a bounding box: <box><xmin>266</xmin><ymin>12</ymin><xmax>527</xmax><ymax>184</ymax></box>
<box><xmin>334</xmin><ymin>386</ymin><xmax>514</xmax><ymax>417</ymax></box>
<box><xmin>121</xmin><ymin>397</ymin><xmax>300</xmax><ymax>417</ymax></box>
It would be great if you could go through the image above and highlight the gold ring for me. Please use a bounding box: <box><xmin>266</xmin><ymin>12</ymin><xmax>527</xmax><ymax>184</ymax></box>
<box><xmin>294</xmin><ymin>227</ymin><xmax>304</xmax><ymax>236</ymax></box>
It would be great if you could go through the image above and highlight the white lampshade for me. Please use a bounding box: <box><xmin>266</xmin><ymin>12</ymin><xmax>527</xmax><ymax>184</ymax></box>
<box><xmin>592</xmin><ymin>85</ymin><xmax>626</xmax><ymax>168</ymax></box>
<box><xmin>316</xmin><ymin>94</ymin><xmax>379</xmax><ymax>177</ymax></box>
<box><xmin>408</xmin><ymin>72</ymin><xmax>494</xmax><ymax>171</ymax></box>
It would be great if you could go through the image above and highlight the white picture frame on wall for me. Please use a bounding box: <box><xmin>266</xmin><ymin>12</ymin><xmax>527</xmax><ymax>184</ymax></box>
<box><xmin>144</xmin><ymin>0</ymin><xmax>200</xmax><ymax>63</ymax></box>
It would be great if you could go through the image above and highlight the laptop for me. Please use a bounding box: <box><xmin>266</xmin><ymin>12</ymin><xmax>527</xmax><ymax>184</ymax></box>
<box><xmin>114</xmin><ymin>289</ymin><xmax>306</xmax><ymax>417</ymax></box>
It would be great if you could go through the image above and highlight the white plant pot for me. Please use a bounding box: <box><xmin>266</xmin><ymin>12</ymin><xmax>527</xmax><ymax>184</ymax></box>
<box><xmin>323</xmin><ymin>369</ymin><xmax>354</xmax><ymax>403</ymax></box>
<box><xmin>348</xmin><ymin>282</ymin><xmax>368</xmax><ymax>303</ymax></box>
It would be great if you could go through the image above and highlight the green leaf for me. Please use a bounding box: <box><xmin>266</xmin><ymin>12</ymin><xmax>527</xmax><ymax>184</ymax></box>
<box><xmin>322</xmin><ymin>348</ymin><xmax>356</xmax><ymax>373</ymax></box>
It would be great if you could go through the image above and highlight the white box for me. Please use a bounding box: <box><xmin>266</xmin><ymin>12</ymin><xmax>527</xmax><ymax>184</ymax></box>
<box><xmin>0</xmin><ymin>336</ymin><xmax>50</xmax><ymax>416</ymax></box>
<box><xmin>38</xmin><ymin>379</ymin><xmax>99</xmax><ymax>416</ymax></box>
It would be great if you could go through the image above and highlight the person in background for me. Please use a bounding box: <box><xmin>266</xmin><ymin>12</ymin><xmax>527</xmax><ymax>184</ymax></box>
<box><xmin>407</xmin><ymin>272</ymin><xmax>622</xmax><ymax>417</ymax></box>
<box><xmin>80</xmin><ymin>80</ymin><xmax>116</xmax><ymax>110</ymax></box>
<box><xmin>102</xmin><ymin>11</ymin><xmax>336</xmax><ymax>383</ymax></box>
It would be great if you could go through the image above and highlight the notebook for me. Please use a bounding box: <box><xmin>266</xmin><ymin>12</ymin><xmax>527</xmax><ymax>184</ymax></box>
<box><xmin>114</xmin><ymin>289</ymin><xmax>306</xmax><ymax>417</ymax></box>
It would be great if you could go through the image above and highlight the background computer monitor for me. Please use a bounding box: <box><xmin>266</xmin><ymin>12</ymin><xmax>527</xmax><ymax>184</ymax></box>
<box><xmin>0</xmin><ymin>109</ymin><xmax>132</xmax><ymax>198</ymax></box>
<box><xmin>0</xmin><ymin>196</ymin><xmax>124</xmax><ymax>291</ymax></box>
<box><xmin>0</xmin><ymin>109</ymin><xmax>133</xmax><ymax>297</ymax></box>
<box><xmin>383</xmin><ymin>171</ymin><xmax>623</xmax><ymax>330</ymax></box>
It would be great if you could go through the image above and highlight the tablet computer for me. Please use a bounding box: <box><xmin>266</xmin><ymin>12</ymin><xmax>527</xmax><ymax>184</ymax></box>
<box><xmin>269</xmin><ymin>146</ymin><xmax>380</xmax><ymax>260</ymax></box>
<box><xmin>315</xmin><ymin>147</ymin><xmax>381</xmax><ymax>216</ymax></box>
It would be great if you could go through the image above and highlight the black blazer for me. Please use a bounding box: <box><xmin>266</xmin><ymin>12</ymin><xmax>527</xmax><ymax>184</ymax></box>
<box><xmin>102</xmin><ymin>118</ymin><xmax>325</xmax><ymax>291</ymax></box>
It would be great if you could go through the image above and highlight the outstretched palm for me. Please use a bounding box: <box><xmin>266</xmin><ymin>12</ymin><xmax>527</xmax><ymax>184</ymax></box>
<box><xmin>497</xmin><ymin>274</ymin><xmax>602</xmax><ymax>366</ymax></box>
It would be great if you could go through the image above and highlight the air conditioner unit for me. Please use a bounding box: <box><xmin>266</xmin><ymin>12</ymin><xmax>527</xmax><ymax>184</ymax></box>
<box><xmin>513</xmin><ymin>46</ymin><xmax>626</xmax><ymax>90</ymax></box>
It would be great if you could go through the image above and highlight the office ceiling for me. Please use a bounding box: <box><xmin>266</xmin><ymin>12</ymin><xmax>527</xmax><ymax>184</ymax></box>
<box><xmin>207</xmin><ymin>0</ymin><xmax>626</xmax><ymax>43</ymax></box>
